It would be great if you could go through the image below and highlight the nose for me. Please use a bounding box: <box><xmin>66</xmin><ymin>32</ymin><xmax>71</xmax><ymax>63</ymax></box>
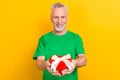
<box><xmin>58</xmin><ymin>18</ymin><xmax>62</xmax><ymax>24</ymax></box>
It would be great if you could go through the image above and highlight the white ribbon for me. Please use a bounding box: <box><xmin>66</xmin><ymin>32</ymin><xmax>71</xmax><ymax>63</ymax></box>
<box><xmin>50</xmin><ymin>54</ymin><xmax>74</xmax><ymax>72</ymax></box>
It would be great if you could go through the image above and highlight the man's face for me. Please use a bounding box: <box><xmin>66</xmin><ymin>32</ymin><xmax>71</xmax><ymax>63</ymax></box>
<box><xmin>51</xmin><ymin>7</ymin><xmax>68</xmax><ymax>32</ymax></box>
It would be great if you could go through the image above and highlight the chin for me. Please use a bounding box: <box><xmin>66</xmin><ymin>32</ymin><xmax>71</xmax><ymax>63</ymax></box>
<box><xmin>55</xmin><ymin>28</ymin><xmax>65</xmax><ymax>32</ymax></box>
<box><xmin>54</xmin><ymin>26</ymin><xmax>66</xmax><ymax>32</ymax></box>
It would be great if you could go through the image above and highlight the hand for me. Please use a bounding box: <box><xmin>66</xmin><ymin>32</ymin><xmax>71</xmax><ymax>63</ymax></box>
<box><xmin>45</xmin><ymin>61</ymin><xmax>61</xmax><ymax>76</ymax></box>
<box><xmin>62</xmin><ymin>60</ymin><xmax>77</xmax><ymax>76</ymax></box>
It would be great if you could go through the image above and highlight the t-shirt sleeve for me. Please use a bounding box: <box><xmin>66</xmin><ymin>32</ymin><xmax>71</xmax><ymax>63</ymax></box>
<box><xmin>33</xmin><ymin>36</ymin><xmax>46</xmax><ymax>60</ymax></box>
<box><xmin>74</xmin><ymin>34</ymin><xmax>85</xmax><ymax>56</ymax></box>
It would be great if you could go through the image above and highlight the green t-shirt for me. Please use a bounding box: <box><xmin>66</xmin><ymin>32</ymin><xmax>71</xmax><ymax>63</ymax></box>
<box><xmin>33</xmin><ymin>30</ymin><xmax>85</xmax><ymax>80</ymax></box>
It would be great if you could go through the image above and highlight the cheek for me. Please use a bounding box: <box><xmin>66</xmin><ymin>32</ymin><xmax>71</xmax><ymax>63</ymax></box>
<box><xmin>52</xmin><ymin>19</ymin><xmax>58</xmax><ymax>23</ymax></box>
<box><xmin>62</xmin><ymin>19</ymin><xmax>67</xmax><ymax>23</ymax></box>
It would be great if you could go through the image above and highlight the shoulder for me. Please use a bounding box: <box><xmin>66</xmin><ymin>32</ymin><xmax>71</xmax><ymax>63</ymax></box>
<box><xmin>42</xmin><ymin>31</ymin><xmax>52</xmax><ymax>37</ymax></box>
<box><xmin>38</xmin><ymin>31</ymin><xmax>52</xmax><ymax>41</ymax></box>
<box><xmin>68</xmin><ymin>30</ymin><xmax>82</xmax><ymax>39</ymax></box>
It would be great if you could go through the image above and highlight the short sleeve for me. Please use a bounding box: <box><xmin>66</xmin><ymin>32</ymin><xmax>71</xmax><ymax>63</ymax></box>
<box><xmin>74</xmin><ymin>34</ymin><xmax>85</xmax><ymax>56</ymax></box>
<box><xmin>33</xmin><ymin>36</ymin><xmax>46</xmax><ymax>60</ymax></box>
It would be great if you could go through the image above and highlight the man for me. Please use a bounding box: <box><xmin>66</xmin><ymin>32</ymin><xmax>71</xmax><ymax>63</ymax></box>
<box><xmin>33</xmin><ymin>2</ymin><xmax>87</xmax><ymax>80</ymax></box>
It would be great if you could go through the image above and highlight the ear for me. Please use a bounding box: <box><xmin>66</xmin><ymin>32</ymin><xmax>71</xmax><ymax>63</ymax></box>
<box><xmin>66</xmin><ymin>16</ymin><xmax>68</xmax><ymax>21</ymax></box>
<box><xmin>50</xmin><ymin>14</ymin><xmax>53</xmax><ymax>21</ymax></box>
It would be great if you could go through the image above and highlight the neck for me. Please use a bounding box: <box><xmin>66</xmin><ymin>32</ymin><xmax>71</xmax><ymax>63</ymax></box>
<box><xmin>53</xmin><ymin>29</ymin><xmax>67</xmax><ymax>35</ymax></box>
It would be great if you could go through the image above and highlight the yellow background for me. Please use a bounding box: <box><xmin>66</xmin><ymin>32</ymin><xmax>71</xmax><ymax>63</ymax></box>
<box><xmin>0</xmin><ymin>0</ymin><xmax>120</xmax><ymax>80</ymax></box>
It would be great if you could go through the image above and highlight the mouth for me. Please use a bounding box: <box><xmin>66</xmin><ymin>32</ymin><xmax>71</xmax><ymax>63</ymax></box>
<box><xmin>56</xmin><ymin>24</ymin><xmax>64</xmax><ymax>28</ymax></box>
<box><xmin>54</xmin><ymin>23</ymin><xmax>66</xmax><ymax>32</ymax></box>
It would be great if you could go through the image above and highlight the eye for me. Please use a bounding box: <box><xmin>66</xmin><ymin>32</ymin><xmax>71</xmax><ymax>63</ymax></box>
<box><xmin>61</xmin><ymin>16</ymin><xmax>65</xmax><ymax>18</ymax></box>
<box><xmin>54</xmin><ymin>16</ymin><xmax>59</xmax><ymax>18</ymax></box>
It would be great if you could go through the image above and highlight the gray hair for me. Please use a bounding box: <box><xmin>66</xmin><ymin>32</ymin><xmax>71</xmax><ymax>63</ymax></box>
<box><xmin>51</xmin><ymin>2</ymin><xmax>68</xmax><ymax>12</ymax></box>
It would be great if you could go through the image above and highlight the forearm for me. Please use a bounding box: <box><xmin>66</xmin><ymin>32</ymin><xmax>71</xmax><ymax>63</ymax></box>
<box><xmin>75</xmin><ymin>55</ymin><xmax>87</xmax><ymax>68</ymax></box>
<box><xmin>36</xmin><ymin>56</ymin><xmax>46</xmax><ymax>70</ymax></box>
<box><xmin>36</xmin><ymin>59</ymin><xmax>46</xmax><ymax>70</ymax></box>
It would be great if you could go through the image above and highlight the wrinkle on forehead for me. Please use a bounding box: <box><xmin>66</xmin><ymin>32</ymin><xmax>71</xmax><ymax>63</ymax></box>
<box><xmin>51</xmin><ymin>7</ymin><xmax>68</xmax><ymax>17</ymax></box>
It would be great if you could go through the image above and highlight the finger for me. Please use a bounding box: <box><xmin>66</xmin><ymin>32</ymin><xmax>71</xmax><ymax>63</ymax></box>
<box><xmin>62</xmin><ymin>70</ymin><xmax>66</xmax><ymax>76</ymax></box>
<box><xmin>55</xmin><ymin>70</ymin><xmax>61</xmax><ymax>76</ymax></box>
<box><xmin>56</xmin><ymin>71</ymin><xmax>61</xmax><ymax>76</ymax></box>
<box><xmin>62</xmin><ymin>69</ymin><xmax>74</xmax><ymax>75</ymax></box>
<box><xmin>72</xmin><ymin>60</ymin><xmax>77</xmax><ymax>68</ymax></box>
<box><xmin>49</xmin><ymin>69</ymin><xmax>60</xmax><ymax>76</ymax></box>
<box><xmin>46</xmin><ymin>61</ymin><xmax>51</xmax><ymax>67</ymax></box>
<box><xmin>52</xmin><ymin>72</ymin><xmax>60</xmax><ymax>76</ymax></box>
<box><xmin>46</xmin><ymin>66</ymin><xmax>60</xmax><ymax>76</ymax></box>
<box><xmin>47</xmin><ymin>66</ymin><xmax>53</xmax><ymax>73</ymax></box>
<box><xmin>62</xmin><ymin>69</ymin><xmax>69</xmax><ymax>75</ymax></box>
<box><xmin>64</xmin><ymin>70</ymin><xmax>72</xmax><ymax>74</ymax></box>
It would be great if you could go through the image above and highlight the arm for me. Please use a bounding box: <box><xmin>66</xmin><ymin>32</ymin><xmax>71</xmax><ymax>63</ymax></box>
<box><xmin>36</xmin><ymin>56</ymin><xmax>46</xmax><ymax>70</ymax></box>
<box><xmin>36</xmin><ymin>56</ymin><xmax>61</xmax><ymax>76</ymax></box>
<box><xmin>74</xmin><ymin>54</ymin><xmax>87</xmax><ymax>68</ymax></box>
<box><xmin>62</xmin><ymin>54</ymin><xmax>87</xmax><ymax>75</ymax></box>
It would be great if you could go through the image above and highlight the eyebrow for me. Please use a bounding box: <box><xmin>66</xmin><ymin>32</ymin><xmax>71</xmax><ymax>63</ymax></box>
<box><xmin>54</xmin><ymin>16</ymin><xmax>66</xmax><ymax>18</ymax></box>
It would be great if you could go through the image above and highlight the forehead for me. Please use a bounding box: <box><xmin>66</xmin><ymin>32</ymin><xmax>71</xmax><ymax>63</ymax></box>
<box><xmin>51</xmin><ymin>7</ymin><xmax>67</xmax><ymax>16</ymax></box>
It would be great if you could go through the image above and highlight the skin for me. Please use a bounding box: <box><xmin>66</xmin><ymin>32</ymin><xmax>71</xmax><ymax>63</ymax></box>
<box><xmin>36</xmin><ymin>7</ymin><xmax>87</xmax><ymax>76</ymax></box>
<box><xmin>51</xmin><ymin>7</ymin><xmax>68</xmax><ymax>35</ymax></box>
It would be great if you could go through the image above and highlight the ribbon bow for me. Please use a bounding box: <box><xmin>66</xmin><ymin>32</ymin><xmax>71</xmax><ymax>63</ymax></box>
<box><xmin>49</xmin><ymin>54</ymin><xmax>74</xmax><ymax>75</ymax></box>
